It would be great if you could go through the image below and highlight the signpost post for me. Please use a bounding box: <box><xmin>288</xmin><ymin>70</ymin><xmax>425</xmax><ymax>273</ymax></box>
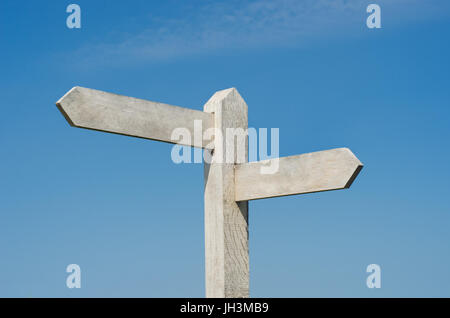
<box><xmin>57</xmin><ymin>86</ymin><xmax>363</xmax><ymax>298</ymax></box>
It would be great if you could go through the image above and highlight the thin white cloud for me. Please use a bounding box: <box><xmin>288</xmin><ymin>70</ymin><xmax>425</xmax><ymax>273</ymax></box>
<box><xmin>71</xmin><ymin>0</ymin><xmax>449</xmax><ymax>66</ymax></box>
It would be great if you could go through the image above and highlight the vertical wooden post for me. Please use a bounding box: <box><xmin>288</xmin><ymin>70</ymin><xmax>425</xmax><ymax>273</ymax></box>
<box><xmin>57</xmin><ymin>86</ymin><xmax>363</xmax><ymax>298</ymax></box>
<box><xmin>203</xmin><ymin>88</ymin><xmax>249</xmax><ymax>298</ymax></box>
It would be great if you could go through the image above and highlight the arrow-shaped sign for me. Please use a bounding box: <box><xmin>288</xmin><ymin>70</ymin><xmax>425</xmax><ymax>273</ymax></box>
<box><xmin>56</xmin><ymin>85</ymin><xmax>364</xmax><ymax>298</ymax></box>
<box><xmin>235</xmin><ymin>148</ymin><xmax>363</xmax><ymax>201</ymax></box>
<box><xmin>56</xmin><ymin>86</ymin><xmax>214</xmax><ymax>148</ymax></box>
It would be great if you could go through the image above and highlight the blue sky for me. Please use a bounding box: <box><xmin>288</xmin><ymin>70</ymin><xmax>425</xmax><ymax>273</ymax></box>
<box><xmin>1</xmin><ymin>0</ymin><xmax>450</xmax><ymax>297</ymax></box>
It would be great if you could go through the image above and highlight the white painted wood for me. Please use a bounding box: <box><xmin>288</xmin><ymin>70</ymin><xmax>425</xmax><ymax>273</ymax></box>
<box><xmin>235</xmin><ymin>148</ymin><xmax>363</xmax><ymax>201</ymax></box>
<box><xmin>56</xmin><ymin>86</ymin><xmax>214</xmax><ymax>148</ymax></box>
<box><xmin>203</xmin><ymin>88</ymin><xmax>249</xmax><ymax>298</ymax></box>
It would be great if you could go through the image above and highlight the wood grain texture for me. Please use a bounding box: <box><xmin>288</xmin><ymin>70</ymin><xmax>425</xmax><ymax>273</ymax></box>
<box><xmin>203</xmin><ymin>88</ymin><xmax>249</xmax><ymax>298</ymax></box>
<box><xmin>56</xmin><ymin>86</ymin><xmax>214</xmax><ymax>148</ymax></box>
<box><xmin>55</xmin><ymin>85</ymin><xmax>364</xmax><ymax>298</ymax></box>
<box><xmin>235</xmin><ymin>148</ymin><xmax>363</xmax><ymax>201</ymax></box>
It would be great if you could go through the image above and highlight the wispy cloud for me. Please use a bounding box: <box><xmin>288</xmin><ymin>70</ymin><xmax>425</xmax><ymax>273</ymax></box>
<box><xmin>71</xmin><ymin>0</ymin><xmax>448</xmax><ymax>66</ymax></box>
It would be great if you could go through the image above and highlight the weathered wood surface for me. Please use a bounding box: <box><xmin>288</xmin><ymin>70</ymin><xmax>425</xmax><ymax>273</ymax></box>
<box><xmin>56</xmin><ymin>85</ymin><xmax>364</xmax><ymax>298</ymax></box>
<box><xmin>234</xmin><ymin>148</ymin><xmax>363</xmax><ymax>201</ymax></box>
<box><xmin>56</xmin><ymin>86</ymin><xmax>214</xmax><ymax>148</ymax></box>
<box><xmin>203</xmin><ymin>88</ymin><xmax>249</xmax><ymax>298</ymax></box>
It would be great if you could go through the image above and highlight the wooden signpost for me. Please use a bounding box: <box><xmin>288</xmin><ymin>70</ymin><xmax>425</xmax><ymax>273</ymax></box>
<box><xmin>57</xmin><ymin>86</ymin><xmax>363</xmax><ymax>298</ymax></box>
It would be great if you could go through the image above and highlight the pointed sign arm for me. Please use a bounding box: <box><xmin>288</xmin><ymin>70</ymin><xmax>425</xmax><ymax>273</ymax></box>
<box><xmin>234</xmin><ymin>148</ymin><xmax>363</xmax><ymax>201</ymax></box>
<box><xmin>56</xmin><ymin>86</ymin><xmax>215</xmax><ymax>149</ymax></box>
